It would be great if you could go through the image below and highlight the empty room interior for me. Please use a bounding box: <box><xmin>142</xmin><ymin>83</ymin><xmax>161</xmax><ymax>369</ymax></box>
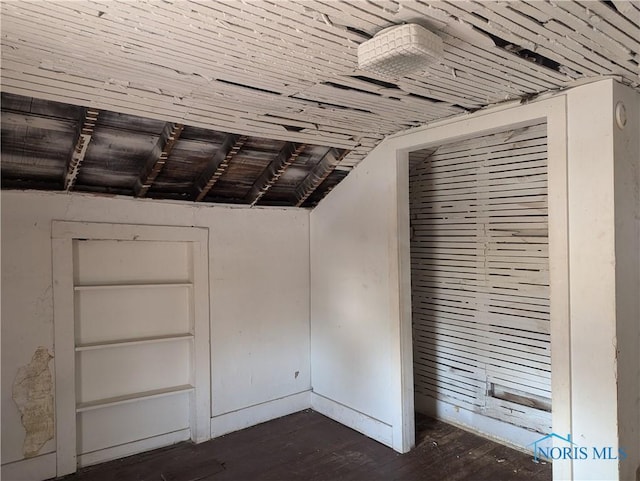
<box><xmin>1</xmin><ymin>1</ymin><xmax>639</xmax><ymax>481</ymax></box>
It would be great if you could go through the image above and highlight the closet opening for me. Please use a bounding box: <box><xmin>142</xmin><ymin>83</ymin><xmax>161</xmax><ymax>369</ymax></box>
<box><xmin>407</xmin><ymin>121</ymin><xmax>553</xmax><ymax>462</ymax></box>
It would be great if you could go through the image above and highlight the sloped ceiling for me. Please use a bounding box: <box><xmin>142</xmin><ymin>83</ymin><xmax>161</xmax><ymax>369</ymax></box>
<box><xmin>1</xmin><ymin>1</ymin><xmax>639</xmax><ymax>206</ymax></box>
<box><xmin>1</xmin><ymin>92</ymin><xmax>349</xmax><ymax>206</ymax></box>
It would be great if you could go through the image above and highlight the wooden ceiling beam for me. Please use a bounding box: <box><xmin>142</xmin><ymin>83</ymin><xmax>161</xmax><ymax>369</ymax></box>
<box><xmin>247</xmin><ymin>143</ymin><xmax>306</xmax><ymax>207</ymax></box>
<box><xmin>294</xmin><ymin>148</ymin><xmax>349</xmax><ymax>207</ymax></box>
<box><xmin>64</xmin><ymin>108</ymin><xmax>99</xmax><ymax>191</ymax></box>
<box><xmin>135</xmin><ymin>122</ymin><xmax>184</xmax><ymax>198</ymax></box>
<box><xmin>194</xmin><ymin>134</ymin><xmax>248</xmax><ymax>202</ymax></box>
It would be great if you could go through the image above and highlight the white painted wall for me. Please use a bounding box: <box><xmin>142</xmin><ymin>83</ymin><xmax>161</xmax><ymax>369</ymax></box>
<box><xmin>310</xmin><ymin>96</ymin><xmax>567</xmax><ymax>456</ymax></box>
<box><xmin>309</xmin><ymin>141</ymin><xmax>400</xmax><ymax>447</ymax></box>
<box><xmin>612</xmin><ymin>81</ymin><xmax>640</xmax><ymax>481</ymax></box>
<box><xmin>565</xmin><ymin>80</ymin><xmax>640</xmax><ymax>481</ymax></box>
<box><xmin>1</xmin><ymin>191</ymin><xmax>310</xmax><ymax>471</ymax></box>
<box><xmin>565</xmin><ymin>81</ymin><xmax>619</xmax><ymax>481</ymax></box>
<box><xmin>310</xmin><ymin>79</ymin><xmax>640</xmax><ymax>480</ymax></box>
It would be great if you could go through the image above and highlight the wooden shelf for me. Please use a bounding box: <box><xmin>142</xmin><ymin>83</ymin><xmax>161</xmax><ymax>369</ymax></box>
<box><xmin>74</xmin><ymin>282</ymin><xmax>192</xmax><ymax>291</ymax></box>
<box><xmin>75</xmin><ymin>333</ymin><xmax>193</xmax><ymax>352</ymax></box>
<box><xmin>76</xmin><ymin>384</ymin><xmax>195</xmax><ymax>413</ymax></box>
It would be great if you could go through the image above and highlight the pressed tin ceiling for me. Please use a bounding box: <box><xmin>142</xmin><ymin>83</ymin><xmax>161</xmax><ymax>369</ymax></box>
<box><xmin>1</xmin><ymin>1</ymin><xmax>638</xmax><ymax>206</ymax></box>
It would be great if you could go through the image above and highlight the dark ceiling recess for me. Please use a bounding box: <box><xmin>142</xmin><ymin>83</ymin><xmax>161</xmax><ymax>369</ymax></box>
<box><xmin>0</xmin><ymin>92</ymin><xmax>350</xmax><ymax>208</ymax></box>
<box><xmin>475</xmin><ymin>27</ymin><xmax>564</xmax><ymax>73</ymax></box>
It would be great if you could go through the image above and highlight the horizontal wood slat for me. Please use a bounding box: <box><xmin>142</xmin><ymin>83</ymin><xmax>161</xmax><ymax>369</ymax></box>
<box><xmin>410</xmin><ymin>121</ymin><xmax>551</xmax><ymax>434</ymax></box>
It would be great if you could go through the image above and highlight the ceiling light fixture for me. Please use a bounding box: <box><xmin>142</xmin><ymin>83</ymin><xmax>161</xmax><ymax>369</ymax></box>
<box><xmin>357</xmin><ymin>24</ymin><xmax>444</xmax><ymax>79</ymax></box>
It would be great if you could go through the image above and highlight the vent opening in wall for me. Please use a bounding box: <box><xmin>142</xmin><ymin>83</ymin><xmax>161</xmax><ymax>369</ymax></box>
<box><xmin>409</xmin><ymin>121</ymin><xmax>552</xmax><ymax>446</ymax></box>
<box><xmin>490</xmin><ymin>383</ymin><xmax>551</xmax><ymax>413</ymax></box>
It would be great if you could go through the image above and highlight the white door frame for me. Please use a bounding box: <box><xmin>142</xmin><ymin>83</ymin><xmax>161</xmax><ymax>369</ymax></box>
<box><xmin>51</xmin><ymin>221</ymin><xmax>211</xmax><ymax>476</ymax></box>
<box><xmin>391</xmin><ymin>97</ymin><xmax>571</xmax><ymax>479</ymax></box>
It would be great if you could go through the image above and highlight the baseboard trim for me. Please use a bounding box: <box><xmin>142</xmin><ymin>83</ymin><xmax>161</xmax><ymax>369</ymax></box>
<box><xmin>78</xmin><ymin>428</ymin><xmax>191</xmax><ymax>468</ymax></box>
<box><xmin>1</xmin><ymin>452</ymin><xmax>56</xmax><ymax>481</ymax></box>
<box><xmin>210</xmin><ymin>390</ymin><xmax>311</xmax><ymax>438</ymax></box>
<box><xmin>415</xmin><ymin>395</ymin><xmax>541</xmax><ymax>453</ymax></box>
<box><xmin>311</xmin><ymin>392</ymin><xmax>393</xmax><ymax>448</ymax></box>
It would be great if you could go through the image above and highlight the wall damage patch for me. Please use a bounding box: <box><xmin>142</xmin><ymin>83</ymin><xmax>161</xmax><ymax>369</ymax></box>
<box><xmin>12</xmin><ymin>346</ymin><xmax>54</xmax><ymax>458</ymax></box>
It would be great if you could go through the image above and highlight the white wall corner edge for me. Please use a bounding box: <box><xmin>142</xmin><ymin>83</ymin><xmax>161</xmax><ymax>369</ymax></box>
<box><xmin>1</xmin><ymin>452</ymin><xmax>57</xmax><ymax>481</ymax></box>
<box><xmin>210</xmin><ymin>390</ymin><xmax>312</xmax><ymax>438</ymax></box>
<box><xmin>310</xmin><ymin>392</ymin><xmax>394</xmax><ymax>449</ymax></box>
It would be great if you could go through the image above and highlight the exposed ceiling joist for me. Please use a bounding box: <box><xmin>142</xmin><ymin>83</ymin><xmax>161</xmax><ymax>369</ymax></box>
<box><xmin>64</xmin><ymin>108</ymin><xmax>99</xmax><ymax>191</ymax></box>
<box><xmin>135</xmin><ymin>122</ymin><xmax>184</xmax><ymax>198</ymax></box>
<box><xmin>2</xmin><ymin>92</ymin><xmax>346</xmax><ymax>207</ymax></box>
<box><xmin>194</xmin><ymin>134</ymin><xmax>248</xmax><ymax>202</ymax></box>
<box><xmin>247</xmin><ymin>143</ymin><xmax>307</xmax><ymax>207</ymax></box>
<box><xmin>295</xmin><ymin>148</ymin><xmax>348</xmax><ymax>207</ymax></box>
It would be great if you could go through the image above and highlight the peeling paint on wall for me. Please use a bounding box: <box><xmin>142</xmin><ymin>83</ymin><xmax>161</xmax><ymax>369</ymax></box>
<box><xmin>12</xmin><ymin>346</ymin><xmax>54</xmax><ymax>458</ymax></box>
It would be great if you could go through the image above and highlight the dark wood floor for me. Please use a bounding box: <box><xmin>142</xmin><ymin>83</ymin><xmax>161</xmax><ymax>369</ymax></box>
<box><xmin>57</xmin><ymin>410</ymin><xmax>551</xmax><ymax>481</ymax></box>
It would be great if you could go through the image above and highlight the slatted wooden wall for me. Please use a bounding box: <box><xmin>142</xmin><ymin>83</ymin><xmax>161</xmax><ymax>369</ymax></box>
<box><xmin>409</xmin><ymin>122</ymin><xmax>551</xmax><ymax>434</ymax></box>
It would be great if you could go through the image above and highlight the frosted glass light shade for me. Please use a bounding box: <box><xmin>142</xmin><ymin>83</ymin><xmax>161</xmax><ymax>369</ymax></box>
<box><xmin>357</xmin><ymin>24</ymin><xmax>444</xmax><ymax>78</ymax></box>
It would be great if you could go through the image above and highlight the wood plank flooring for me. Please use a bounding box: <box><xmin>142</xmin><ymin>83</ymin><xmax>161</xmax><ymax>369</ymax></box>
<box><xmin>55</xmin><ymin>410</ymin><xmax>551</xmax><ymax>481</ymax></box>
